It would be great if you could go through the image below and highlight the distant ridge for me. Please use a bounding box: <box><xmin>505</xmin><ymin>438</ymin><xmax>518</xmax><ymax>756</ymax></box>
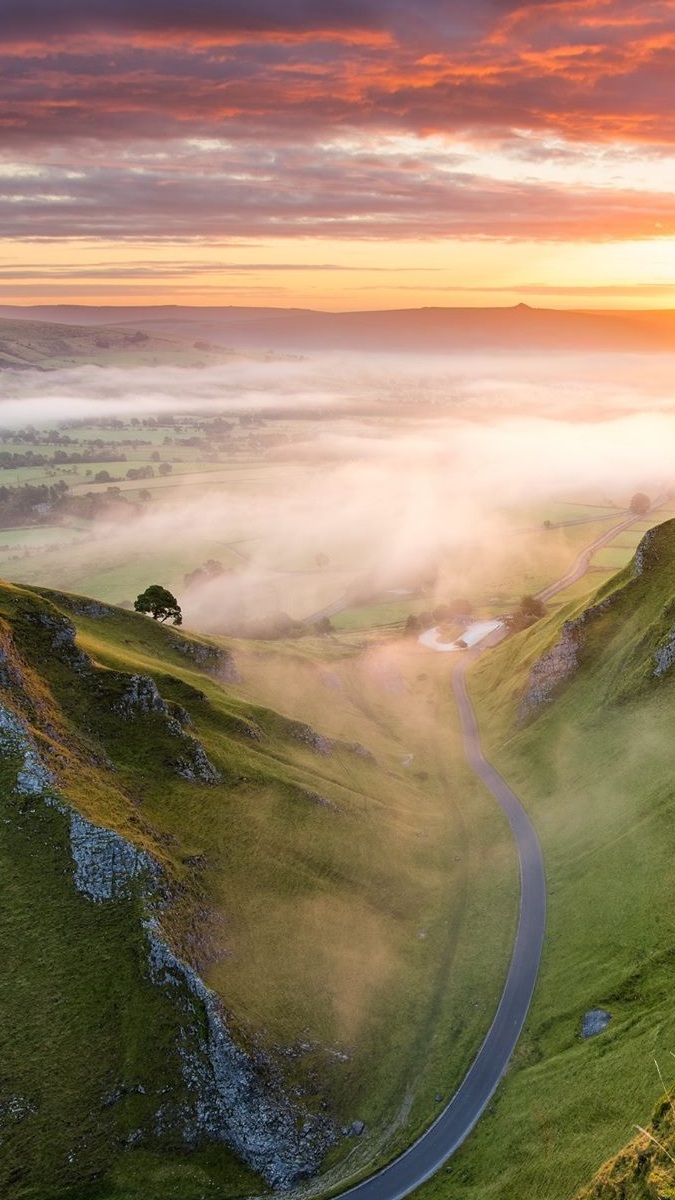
<box><xmin>1</xmin><ymin>304</ymin><xmax>675</xmax><ymax>354</ymax></box>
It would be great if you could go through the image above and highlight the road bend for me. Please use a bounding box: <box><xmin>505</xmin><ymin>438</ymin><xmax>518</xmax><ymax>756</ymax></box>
<box><xmin>333</xmin><ymin>504</ymin><xmax>672</xmax><ymax>1200</ymax></box>
<box><xmin>536</xmin><ymin>501</ymin><xmax>668</xmax><ymax>604</ymax></box>
<box><xmin>334</xmin><ymin>659</ymin><xmax>546</xmax><ymax>1200</ymax></box>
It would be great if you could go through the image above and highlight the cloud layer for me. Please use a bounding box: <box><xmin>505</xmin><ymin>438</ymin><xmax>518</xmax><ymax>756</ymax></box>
<box><xmin>2</xmin><ymin>1</ymin><xmax>675</xmax><ymax>245</ymax></box>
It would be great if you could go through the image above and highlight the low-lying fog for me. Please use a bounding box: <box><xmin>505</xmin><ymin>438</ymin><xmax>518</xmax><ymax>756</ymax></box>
<box><xmin>2</xmin><ymin>350</ymin><xmax>674</xmax><ymax>632</ymax></box>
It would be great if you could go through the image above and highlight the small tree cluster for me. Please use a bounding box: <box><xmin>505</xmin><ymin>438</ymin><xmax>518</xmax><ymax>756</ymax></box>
<box><xmin>629</xmin><ymin>492</ymin><xmax>650</xmax><ymax>515</ymax></box>
<box><xmin>509</xmin><ymin>593</ymin><xmax>546</xmax><ymax>633</ymax></box>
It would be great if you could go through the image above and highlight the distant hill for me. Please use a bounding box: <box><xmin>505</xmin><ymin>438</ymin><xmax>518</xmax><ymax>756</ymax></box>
<box><xmin>0</xmin><ymin>315</ymin><xmax>251</xmax><ymax>370</ymax></box>
<box><xmin>1</xmin><ymin>303</ymin><xmax>675</xmax><ymax>355</ymax></box>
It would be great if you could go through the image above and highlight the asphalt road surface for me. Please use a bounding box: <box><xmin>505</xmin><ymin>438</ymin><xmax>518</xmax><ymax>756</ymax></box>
<box><xmin>335</xmin><ymin>659</ymin><xmax>546</xmax><ymax>1200</ymax></box>
<box><xmin>536</xmin><ymin>503</ymin><xmax>666</xmax><ymax>603</ymax></box>
<box><xmin>334</xmin><ymin>505</ymin><xmax>668</xmax><ymax>1200</ymax></box>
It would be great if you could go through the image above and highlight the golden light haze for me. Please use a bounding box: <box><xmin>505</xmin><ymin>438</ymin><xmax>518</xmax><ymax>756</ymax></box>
<box><xmin>3</xmin><ymin>3</ymin><xmax>675</xmax><ymax>310</ymax></box>
<box><xmin>5</xmin><ymin>236</ymin><xmax>675</xmax><ymax>310</ymax></box>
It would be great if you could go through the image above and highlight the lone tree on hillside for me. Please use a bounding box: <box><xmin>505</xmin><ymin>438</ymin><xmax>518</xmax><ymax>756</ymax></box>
<box><xmin>134</xmin><ymin>585</ymin><xmax>182</xmax><ymax>625</ymax></box>
<box><xmin>629</xmin><ymin>492</ymin><xmax>650</xmax><ymax>515</ymax></box>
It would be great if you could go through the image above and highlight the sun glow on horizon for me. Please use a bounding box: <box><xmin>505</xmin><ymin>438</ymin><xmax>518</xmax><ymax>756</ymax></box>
<box><xmin>2</xmin><ymin>235</ymin><xmax>675</xmax><ymax>312</ymax></box>
<box><xmin>2</xmin><ymin>3</ymin><xmax>675</xmax><ymax>309</ymax></box>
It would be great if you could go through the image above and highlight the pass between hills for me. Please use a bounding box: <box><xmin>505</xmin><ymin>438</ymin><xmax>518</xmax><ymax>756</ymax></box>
<box><xmin>332</xmin><ymin>503</ymin><xmax>664</xmax><ymax>1200</ymax></box>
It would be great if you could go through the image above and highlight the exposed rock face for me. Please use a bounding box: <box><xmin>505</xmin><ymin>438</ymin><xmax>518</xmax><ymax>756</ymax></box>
<box><xmin>0</xmin><ymin>704</ymin><xmax>55</xmax><ymax>796</ymax></box>
<box><xmin>111</xmin><ymin>673</ymin><xmax>221</xmax><ymax>784</ymax></box>
<box><xmin>69</xmin><ymin>812</ymin><xmax>156</xmax><ymax>903</ymax></box>
<box><xmin>300</xmin><ymin>789</ymin><xmax>339</xmax><ymax>812</ymax></box>
<box><xmin>282</xmin><ymin>718</ymin><xmax>376</xmax><ymax>763</ymax></box>
<box><xmin>518</xmin><ymin>624</ymin><xmax>581</xmax><ymax>720</ymax></box>
<box><xmin>654</xmin><ymin>627</ymin><xmax>675</xmax><ymax>678</ymax></box>
<box><xmin>228</xmin><ymin>716</ymin><xmax>264</xmax><ymax>741</ymax></box>
<box><xmin>115</xmin><ymin>673</ymin><xmax>168</xmax><ymax>717</ymax></box>
<box><xmin>631</xmin><ymin>526</ymin><xmax>658</xmax><ymax>577</ymax></box>
<box><xmin>286</xmin><ymin>720</ymin><xmax>334</xmax><ymax>756</ymax></box>
<box><xmin>24</xmin><ymin>608</ymin><xmax>91</xmax><ymax>674</ymax></box>
<box><xmin>15</xmin><ymin>599</ymin><xmax>232</xmax><ymax>784</ymax></box>
<box><xmin>580</xmin><ymin>1009</ymin><xmax>611</xmax><ymax>1039</ymax></box>
<box><xmin>36</xmin><ymin>592</ymin><xmax>241</xmax><ymax>683</ymax></box>
<box><xmin>52</xmin><ymin>597</ymin><xmax>114</xmax><ymax>619</ymax></box>
<box><xmin>0</xmin><ymin>697</ymin><xmax>335</xmax><ymax>1186</ymax></box>
<box><xmin>0</xmin><ymin>704</ymin><xmax>152</xmax><ymax>908</ymax></box>
<box><xmin>0</xmin><ymin>624</ymin><xmax>30</xmax><ymax>694</ymax></box>
<box><xmin>146</xmin><ymin>922</ymin><xmax>334</xmax><ymax>1186</ymax></box>
<box><xmin>0</xmin><ymin>1095</ymin><xmax>37</xmax><ymax>1128</ymax></box>
<box><xmin>519</xmin><ymin>596</ymin><xmax>614</xmax><ymax>720</ymax></box>
<box><xmin>171</xmin><ymin>740</ymin><xmax>221</xmax><ymax>785</ymax></box>
<box><xmin>521</xmin><ymin>524</ymin><xmax>675</xmax><ymax>712</ymax></box>
<box><xmin>168</xmin><ymin>636</ymin><xmax>240</xmax><ymax>684</ymax></box>
<box><xmin>17</xmin><ymin>609</ymin><xmax>222</xmax><ymax>788</ymax></box>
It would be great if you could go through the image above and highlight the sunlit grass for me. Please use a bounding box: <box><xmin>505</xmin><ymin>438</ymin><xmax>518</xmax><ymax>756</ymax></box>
<box><xmin>418</xmin><ymin>522</ymin><xmax>675</xmax><ymax>1199</ymax></box>
<box><xmin>1</xmin><ymin>580</ymin><xmax>519</xmax><ymax>1196</ymax></box>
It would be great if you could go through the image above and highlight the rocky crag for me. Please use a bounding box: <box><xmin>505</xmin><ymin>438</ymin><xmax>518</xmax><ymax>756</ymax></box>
<box><xmin>519</xmin><ymin>521</ymin><xmax>675</xmax><ymax>720</ymax></box>
<box><xmin>518</xmin><ymin>594</ymin><xmax>616</xmax><ymax>721</ymax></box>
<box><xmin>0</xmin><ymin>591</ymin><xmax>336</xmax><ymax>1189</ymax></box>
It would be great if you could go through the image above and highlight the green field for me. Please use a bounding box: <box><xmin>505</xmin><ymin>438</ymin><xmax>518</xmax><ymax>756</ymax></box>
<box><xmin>1</xmin><ymin>407</ymin><xmax>665</xmax><ymax>640</ymax></box>
<box><xmin>0</xmin><ymin>316</ymin><xmax>260</xmax><ymax>372</ymax></box>
<box><xmin>417</xmin><ymin>522</ymin><xmax>675</xmax><ymax>1200</ymax></box>
<box><xmin>3</xmin><ymin>378</ymin><xmax>675</xmax><ymax>1197</ymax></box>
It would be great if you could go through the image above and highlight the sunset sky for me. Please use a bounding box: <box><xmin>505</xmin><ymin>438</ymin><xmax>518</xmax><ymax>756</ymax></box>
<box><xmin>2</xmin><ymin>0</ymin><xmax>675</xmax><ymax>309</ymax></box>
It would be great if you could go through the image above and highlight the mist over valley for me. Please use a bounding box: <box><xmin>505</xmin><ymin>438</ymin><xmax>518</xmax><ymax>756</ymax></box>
<box><xmin>2</xmin><ymin>330</ymin><xmax>674</xmax><ymax>639</ymax></box>
<box><xmin>2</xmin><ymin>311</ymin><xmax>675</xmax><ymax>1200</ymax></box>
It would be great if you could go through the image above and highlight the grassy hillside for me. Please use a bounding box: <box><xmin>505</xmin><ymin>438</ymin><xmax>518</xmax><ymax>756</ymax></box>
<box><xmin>0</xmin><ymin>581</ymin><xmax>518</xmax><ymax>1198</ymax></box>
<box><xmin>0</xmin><ymin>316</ymin><xmax>245</xmax><ymax>369</ymax></box>
<box><xmin>417</xmin><ymin>518</ymin><xmax>675</xmax><ymax>1200</ymax></box>
<box><xmin>574</xmin><ymin>1093</ymin><xmax>675</xmax><ymax>1200</ymax></box>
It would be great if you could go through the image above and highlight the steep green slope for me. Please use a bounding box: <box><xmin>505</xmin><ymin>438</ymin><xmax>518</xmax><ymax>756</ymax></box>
<box><xmin>417</xmin><ymin>518</ymin><xmax>675</xmax><ymax>1200</ymax></box>
<box><xmin>574</xmin><ymin>1094</ymin><xmax>675</xmax><ymax>1200</ymax></box>
<box><xmin>0</xmin><ymin>581</ymin><xmax>518</xmax><ymax>1199</ymax></box>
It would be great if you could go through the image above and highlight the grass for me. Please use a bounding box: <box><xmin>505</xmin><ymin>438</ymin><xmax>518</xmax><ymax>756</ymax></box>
<box><xmin>414</xmin><ymin>520</ymin><xmax>675</xmax><ymax>1199</ymax></box>
<box><xmin>591</xmin><ymin>545</ymin><xmax>636</xmax><ymax>569</ymax></box>
<box><xmin>0</xmin><ymin>581</ymin><xmax>519</xmax><ymax>1197</ymax></box>
<box><xmin>575</xmin><ymin>1086</ymin><xmax>675</xmax><ymax>1199</ymax></box>
<box><xmin>331</xmin><ymin>599</ymin><xmax>426</xmax><ymax>631</ymax></box>
<box><xmin>0</xmin><ymin>751</ymin><xmax>261</xmax><ymax>1200</ymax></box>
<box><xmin>0</xmin><ymin>534</ymin><xmax>248</xmax><ymax>604</ymax></box>
<box><xmin>2</xmin><ymin>398</ymin><xmax>657</xmax><ymax>645</ymax></box>
<box><xmin>0</xmin><ymin>527</ymin><xmax>88</xmax><ymax>548</ymax></box>
<box><xmin>0</xmin><ymin>405</ymin><xmax>647</xmax><ymax>638</ymax></box>
<box><xmin>436</xmin><ymin>518</ymin><xmax>626</xmax><ymax>612</ymax></box>
<box><xmin>0</xmin><ymin>317</ymin><xmax>250</xmax><ymax>372</ymax></box>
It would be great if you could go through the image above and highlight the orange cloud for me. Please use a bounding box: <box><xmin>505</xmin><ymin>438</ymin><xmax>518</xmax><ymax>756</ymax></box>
<box><xmin>2</xmin><ymin>1</ymin><xmax>675</xmax><ymax>250</ymax></box>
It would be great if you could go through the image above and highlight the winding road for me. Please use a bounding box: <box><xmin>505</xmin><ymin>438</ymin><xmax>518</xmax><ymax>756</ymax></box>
<box><xmin>335</xmin><ymin>658</ymin><xmax>546</xmax><ymax>1200</ymax></box>
<box><xmin>535</xmin><ymin>509</ymin><xmax>648</xmax><ymax>603</ymax></box>
<box><xmin>334</xmin><ymin>505</ymin><xmax>667</xmax><ymax>1200</ymax></box>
